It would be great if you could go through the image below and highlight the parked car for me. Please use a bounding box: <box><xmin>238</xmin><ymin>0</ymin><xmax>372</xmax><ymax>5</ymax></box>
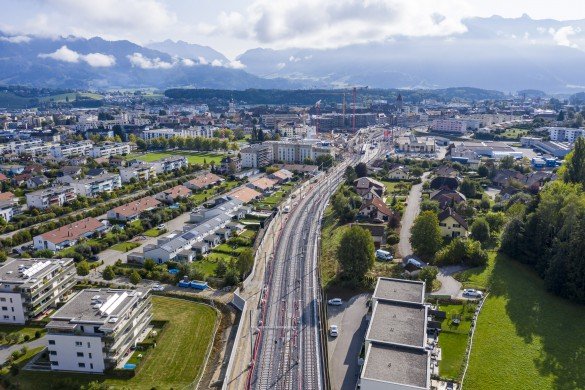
<box><xmin>152</xmin><ymin>284</ymin><xmax>164</xmax><ymax>291</ymax></box>
<box><xmin>463</xmin><ymin>289</ymin><xmax>483</xmax><ymax>298</ymax></box>
<box><xmin>158</xmin><ymin>224</ymin><xmax>166</xmax><ymax>229</ymax></box>
<box><xmin>328</xmin><ymin>298</ymin><xmax>343</xmax><ymax>306</ymax></box>
<box><xmin>329</xmin><ymin>325</ymin><xmax>339</xmax><ymax>337</ymax></box>
<box><xmin>375</xmin><ymin>249</ymin><xmax>393</xmax><ymax>261</ymax></box>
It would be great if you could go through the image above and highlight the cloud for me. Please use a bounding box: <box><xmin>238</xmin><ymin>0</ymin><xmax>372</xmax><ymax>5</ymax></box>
<box><xmin>197</xmin><ymin>56</ymin><xmax>209</xmax><ymax>65</ymax></box>
<box><xmin>276</xmin><ymin>62</ymin><xmax>286</xmax><ymax>70</ymax></box>
<box><xmin>0</xmin><ymin>35</ymin><xmax>31</xmax><ymax>43</ymax></box>
<box><xmin>202</xmin><ymin>0</ymin><xmax>470</xmax><ymax>49</ymax></box>
<box><xmin>227</xmin><ymin>60</ymin><xmax>245</xmax><ymax>69</ymax></box>
<box><xmin>211</xmin><ymin>59</ymin><xmax>223</xmax><ymax>67</ymax></box>
<box><xmin>39</xmin><ymin>45</ymin><xmax>116</xmax><ymax>67</ymax></box>
<box><xmin>549</xmin><ymin>26</ymin><xmax>581</xmax><ymax>48</ymax></box>
<box><xmin>181</xmin><ymin>58</ymin><xmax>196</xmax><ymax>67</ymax></box>
<box><xmin>127</xmin><ymin>53</ymin><xmax>174</xmax><ymax>69</ymax></box>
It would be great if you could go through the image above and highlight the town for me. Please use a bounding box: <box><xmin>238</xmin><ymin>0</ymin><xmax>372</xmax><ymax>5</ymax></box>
<box><xmin>0</xmin><ymin>84</ymin><xmax>581</xmax><ymax>390</ymax></box>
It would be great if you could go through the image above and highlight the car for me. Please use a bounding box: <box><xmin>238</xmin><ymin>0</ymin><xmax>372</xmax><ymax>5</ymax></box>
<box><xmin>329</xmin><ymin>325</ymin><xmax>339</xmax><ymax>337</ymax></box>
<box><xmin>158</xmin><ymin>224</ymin><xmax>166</xmax><ymax>229</ymax></box>
<box><xmin>328</xmin><ymin>298</ymin><xmax>343</xmax><ymax>306</ymax></box>
<box><xmin>463</xmin><ymin>289</ymin><xmax>483</xmax><ymax>298</ymax></box>
<box><xmin>152</xmin><ymin>284</ymin><xmax>165</xmax><ymax>291</ymax></box>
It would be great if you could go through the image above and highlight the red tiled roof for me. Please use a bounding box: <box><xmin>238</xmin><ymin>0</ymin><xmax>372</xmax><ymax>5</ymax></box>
<box><xmin>40</xmin><ymin>217</ymin><xmax>104</xmax><ymax>244</ymax></box>
<box><xmin>0</xmin><ymin>192</ymin><xmax>15</xmax><ymax>202</ymax></box>
<box><xmin>230</xmin><ymin>187</ymin><xmax>261</xmax><ymax>203</ymax></box>
<box><xmin>162</xmin><ymin>185</ymin><xmax>191</xmax><ymax>199</ymax></box>
<box><xmin>109</xmin><ymin>196</ymin><xmax>161</xmax><ymax>218</ymax></box>
<box><xmin>186</xmin><ymin>173</ymin><xmax>223</xmax><ymax>189</ymax></box>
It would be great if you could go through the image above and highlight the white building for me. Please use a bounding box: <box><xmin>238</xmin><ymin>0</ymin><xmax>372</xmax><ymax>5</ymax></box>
<box><xmin>0</xmin><ymin>258</ymin><xmax>76</xmax><ymax>324</ymax></box>
<box><xmin>46</xmin><ymin>288</ymin><xmax>152</xmax><ymax>373</ymax></box>
<box><xmin>0</xmin><ymin>201</ymin><xmax>14</xmax><ymax>222</ymax></box>
<box><xmin>141</xmin><ymin>126</ymin><xmax>217</xmax><ymax>140</ymax></box>
<box><xmin>545</xmin><ymin>127</ymin><xmax>585</xmax><ymax>143</ymax></box>
<box><xmin>71</xmin><ymin>174</ymin><xmax>122</xmax><ymax>197</ymax></box>
<box><xmin>89</xmin><ymin>142</ymin><xmax>132</xmax><ymax>158</ymax></box>
<box><xmin>33</xmin><ymin>217</ymin><xmax>109</xmax><ymax>251</ymax></box>
<box><xmin>26</xmin><ymin>186</ymin><xmax>77</xmax><ymax>210</ymax></box>
<box><xmin>152</xmin><ymin>156</ymin><xmax>188</xmax><ymax>174</ymax></box>
<box><xmin>431</xmin><ymin>119</ymin><xmax>468</xmax><ymax>134</ymax></box>
<box><xmin>240</xmin><ymin>144</ymin><xmax>273</xmax><ymax>168</ymax></box>
<box><xmin>119</xmin><ymin>162</ymin><xmax>156</xmax><ymax>183</ymax></box>
<box><xmin>264</xmin><ymin>140</ymin><xmax>334</xmax><ymax>164</ymax></box>
<box><xmin>51</xmin><ymin>141</ymin><xmax>93</xmax><ymax>158</ymax></box>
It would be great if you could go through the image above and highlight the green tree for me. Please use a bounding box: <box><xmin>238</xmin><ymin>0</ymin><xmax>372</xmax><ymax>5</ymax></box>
<box><xmin>485</xmin><ymin>212</ymin><xmax>506</xmax><ymax>233</ymax></box>
<box><xmin>337</xmin><ymin>226</ymin><xmax>375</xmax><ymax>286</ymax></box>
<box><xmin>410</xmin><ymin>211</ymin><xmax>442</xmax><ymax>260</ymax></box>
<box><xmin>477</xmin><ymin>165</ymin><xmax>489</xmax><ymax>177</ymax></box>
<box><xmin>344</xmin><ymin>166</ymin><xmax>357</xmax><ymax>184</ymax></box>
<box><xmin>563</xmin><ymin>137</ymin><xmax>585</xmax><ymax>186</ymax></box>
<box><xmin>102</xmin><ymin>266</ymin><xmax>115</xmax><ymax>281</ymax></box>
<box><xmin>236</xmin><ymin>248</ymin><xmax>254</xmax><ymax>279</ymax></box>
<box><xmin>144</xmin><ymin>258</ymin><xmax>156</xmax><ymax>271</ymax></box>
<box><xmin>418</xmin><ymin>266</ymin><xmax>439</xmax><ymax>292</ymax></box>
<box><xmin>435</xmin><ymin>238</ymin><xmax>488</xmax><ymax>266</ymax></box>
<box><xmin>420</xmin><ymin>199</ymin><xmax>440</xmax><ymax>213</ymax></box>
<box><xmin>459</xmin><ymin>178</ymin><xmax>477</xmax><ymax>198</ymax></box>
<box><xmin>76</xmin><ymin>260</ymin><xmax>90</xmax><ymax>276</ymax></box>
<box><xmin>499</xmin><ymin>155</ymin><xmax>515</xmax><ymax>170</ymax></box>
<box><xmin>129</xmin><ymin>270</ymin><xmax>142</xmax><ymax>285</ymax></box>
<box><xmin>355</xmin><ymin>162</ymin><xmax>368</xmax><ymax>178</ymax></box>
<box><xmin>470</xmin><ymin>218</ymin><xmax>490</xmax><ymax>243</ymax></box>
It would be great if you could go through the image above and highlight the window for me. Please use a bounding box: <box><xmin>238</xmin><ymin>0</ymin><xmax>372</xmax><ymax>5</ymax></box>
<box><xmin>88</xmin><ymin>353</ymin><xmax>92</xmax><ymax>359</ymax></box>
<box><xmin>49</xmin><ymin>340</ymin><xmax>55</xmax><ymax>345</ymax></box>
<box><xmin>78</xmin><ymin>363</ymin><xmax>86</xmax><ymax>368</ymax></box>
<box><xmin>87</xmin><ymin>342</ymin><xmax>91</xmax><ymax>348</ymax></box>
<box><xmin>3</xmin><ymin>315</ymin><xmax>8</xmax><ymax>320</ymax></box>
<box><xmin>51</xmin><ymin>361</ymin><xmax>59</xmax><ymax>366</ymax></box>
<box><xmin>77</xmin><ymin>352</ymin><xmax>84</xmax><ymax>357</ymax></box>
<box><xmin>90</xmin><ymin>363</ymin><xmax>94</xmax><ymax>370</ymax></box>
<box><xmin>1</xmin><ymin>307</ymin><xmax>7</xmax><ymax>311</ymax></box>
<box><xmin>80</xmin><ymin>326</ymin><xmax>85</xmax><ymax>332</ymax></box>
<box><xmin>75</xmin><ymin>341</ymin><xmax>82</xmax><ymax>347</ymax></box>
<box><xmin>50</xmin><ymin>351</ymin><xmax>57</xmax><ymax>356</ymax></box>
<box><xmin>0</xmin><ymin>298</ymin><xmax>5</xmax><ymax>302</ymax></box>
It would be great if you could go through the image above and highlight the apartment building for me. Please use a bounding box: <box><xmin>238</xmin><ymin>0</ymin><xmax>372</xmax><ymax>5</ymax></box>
<box><xmin>264</xmin><ymin>140</ymin><xmax>334</xmax><ymax>164</ymax></box>
<box><xmin>46</xmin><ymin>288</ymin><xmax>152</xmax><ymax>373</ymax></box>
<box><xmin>14</xmin><ymin>140</ymin><xmax>53</xmax><ymax>157</ymax></box>
<box><xmin>240</xmin><ymin>144</ymin><xmax>273</xmax><ymax>168</ymax></box>
<box><xmin>545</xmin><ymin>127</ymin><xmax>585</xmax><ymax>143</ymax></box>
<box><xmin>33</xmin><ymin>217</ymin><xmax>108</xmax><ymax>251</ymax></box>
<box><xmin>152</xmin><ymin>156</ymin><xmax>188</xmax><ymax>174</ymax></box>
<box><xmin>71</xmin><ymin>174</ymin><xmax>122</xmax><ymax>197</ymax></box>
<box><xmin>26</xmin><ymin>186</ymin><xmax>77</xmax><ymax>210</ymax></box>
<box><xmin>89</xmin><ymin>142</ymin><xmax>132</xmax><ymax>158</ymax></box>
<box><xmin>261</xmin><ymin>114</ymin><xmax>302</xmax><ymax>128</ymax></box>
<box><xmin>431</xmin><ymin>119</ymin><xmax>468</xmax><ymax>134</ymax></box>
<box><xmin>106</xmin><ymin>196</ymin><xmax>160</xmax><ymax>222</ymax></box>
<box><xmin>140</xmin><ymin>126</ymin><xmax>216</xmax><ymax>140</ymax></box>
<box><xmin>50</xmin><ymin>141</ymin><xmax>93</xmax><ymax>158</ymax></box>
<box><xmin>119</xmin><ymin>162</ymin><xmax>156</xmax><ymax>183</ymax></box>
<box><xmin>0</xmin><ymin>201</ymin><xmax>14</xmax><ymax>222</ymax></box>
<box><xmin>0</xmin><ymin>258</ymin><xmax>76</xmax><ymax>324</ymax></box>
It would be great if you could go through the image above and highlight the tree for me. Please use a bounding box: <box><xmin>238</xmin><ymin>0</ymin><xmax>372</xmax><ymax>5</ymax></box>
<box><xmin>102</xmin><ymin>266</ymin><xmax>115</xmax><ymax>281</ymax></box>
<box><xmin>215</xmin><ymin>260</ymin><xmax>228</xmax><ymax>278</ymax></box>
<box><xmin>143</xmin><ymin>258</ymin><xmax>156</xmax><ymax>271</ymax></box>
<box><xmin>420</xmin><ymin>199</ymin><xmax>440</xmax><ymax>213</ymax></box>
<box><xmin>236</xmin><ymin>248</ymin><xmax>254</xmax><ymax>279</ymax></box>
<box><xmin>411</xmin><ymin>167</ymin><xmax>424</xmax><ymax>177</ymax></box>
<box><xmin>499</xmin><ymin>155</ymin><xmax>515</xmax><ymax>170</ymax></box>
<box><xmin>355</xmin><ymin>162</ymin><xmax>368</xmax><ymax>178</ymax></box>
<box><xmin>410</xmin><ymin>211</ymin><xmax>442</xmax><ymax>261</ymax></box>
<box><xmin>477</xmin><ymin>165</ymin><xmax>489</xmax><ymax>178</ymax></box>
<box><xmin>563</xmin><ymin>137</ymin><xmax>585</xmax><ymax>186</ymax></box>
<box><xmin>485</xmin><ymin>212</ymin><xmax>506</xmax><ymax>233</ymax></box>
<box><xmin>76</xmin><ymin>261</ymin><xmax>90</xmax><ymax>276</ymax></box>
<box><xmin>435</xmin><ymin>238</ymin><xmax>488</xmax><ymax>266</ymax></box>
<box><xmin>344</xmin><ymin>166</ymin><xmax>357</xmax><ymax>184</ymax></box>
<box><xmin>418</xmin><ymin>266</ymin><xmax>439</xmax><ymax>292</ymax></box>
<box><xmin>470</xmin><ymin>218</ymin><xmax>490</xmax><ymax>243</ymax></box>
<box><xmin>337</xmin><ymin>226</ymin><xmax>375</xmax><ymax>286</ymax></box>
<box><xmin>459</xmin><ymin>178</ymin><xmax>477</xmax><ymax>198</ymax></box>
<box><xmin>129</xmin><ymin>270</ymin><xmax>142</xmax><ymax>285</ymax></box>
<box><xmin>316</xmin><ymin>154</ymin><xmax>334</xmax><ymax>169</ymax></box>
<box><xmin>224</xmin><ymin>268</ymin><xmax>240</xmax><ymax>286</ymax></box>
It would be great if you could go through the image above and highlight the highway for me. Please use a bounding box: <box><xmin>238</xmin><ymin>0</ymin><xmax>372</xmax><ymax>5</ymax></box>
<box><xmin>247</xmin><ymin>132</ymin><xmax>381</xmax><ymax>390</ymax></box>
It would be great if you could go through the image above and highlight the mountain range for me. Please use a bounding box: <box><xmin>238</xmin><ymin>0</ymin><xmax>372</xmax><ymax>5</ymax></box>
<box><xmin>2</xmin><ymin>15</ymin><xmax>585</xmax><ymax>93</ymax></box>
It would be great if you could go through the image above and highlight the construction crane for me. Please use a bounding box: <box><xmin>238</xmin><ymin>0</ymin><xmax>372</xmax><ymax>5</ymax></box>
<box><xmin>315</xmin><ymin>100</ymin><xmax>322</xmax><ymax>133</ymax></box>
<box><xmin>351</xmin><ymin>86</ymin><xmax>369</xmax><ymax>133</ymax></box>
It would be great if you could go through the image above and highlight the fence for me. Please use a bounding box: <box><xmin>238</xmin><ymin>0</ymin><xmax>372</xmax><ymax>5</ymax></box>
<box><xmin>459</xmin><ymin>292</ymin><xmax>489</xmax><ymax>388</ymax></box>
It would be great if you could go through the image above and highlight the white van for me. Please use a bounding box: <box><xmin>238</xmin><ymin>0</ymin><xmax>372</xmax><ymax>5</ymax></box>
<box><xmin>283</xmin><ymin>205</ymin><xmax>290</xmax><ymax>213</ymax></box>
<box><xmin>375</xmin><ymin>249</ymin><xmax>393</xmax><ymax>261</ymax></box>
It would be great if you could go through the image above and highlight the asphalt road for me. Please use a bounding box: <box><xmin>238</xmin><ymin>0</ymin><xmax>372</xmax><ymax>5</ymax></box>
<box><xmin>327</xmin><ymin>294</ymin><xmax>370</xmax><ymax>390</ymax></box>
<box><xmin>397</xmin><ymin>172</ymin><xmax>430</xmax><ymax>259</ymax></box>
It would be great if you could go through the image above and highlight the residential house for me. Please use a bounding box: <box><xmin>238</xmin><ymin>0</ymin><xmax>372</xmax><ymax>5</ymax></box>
<box><xmin>106</xmin><ymin>196</ymin><xmax>160</xmax><ymax>222</ymax></box>
<box><xmin>25</xmin><ymin>175</ymin><xmax>49</xmax><ymax>190</ymax></box>
<box><xmin>269</xmin><ymin>169</ymin><xmax>294</xmax><ymax>183</ymax></box>
<box><xmin>26</xmin><ymin>186</ymin><xmax>77</xmax><ymax>210</ymax></box>
<box><xmin>71</xmin><ymin>174</ymin><xmax>122</xmax><ymax>197</ymax></box>
<box><xmin>33</xmin><ymin>218</ymin><xmax>108</xmax><ymax>251</ymax></box>
<box><xmin>429</xmin><ymin>176</ymin><xmax>459</xmax><ymax>191</ymax></box>
<box><xmin>358</xmin><ymin>194</ymin><xmax>394</xmax><ymax>222</ymax></box>
<box><xmin>155</xmin><ymin>185</ymin><xmax>191</xmax><ymax>204</ymax></box>
<box><xmin>354</xmin><ymin>177</ymin><xmax>386</xmax><ymax>198</ymax></box>
<box><xmin>430</xmin><ymin>188</ymin><xmax>466</xmax><ymax>209</ymax></box>
<box><xmin>119</xmin><ymin>162</ymin><xmax>156</xmax><ymax>183</ymax></box>
<box><xmin>438</xmin><ymin>207</ymin><xmax>468</xmax><ymax>238</ymax></box>
<box><xmin>218</xmin><ymin>155</ymin><xmax>241</xmax><ymax>174</ymax></box>
<box><xmin>229</xmin><ymin>186</ymin><xmax>262</xmax><ymax>203</ymax></box>
<box><xmin>491</xmin><ymin>169</ymin><xmax>525</xmax><ymax>188</ymax></box>
<box><xmin>356</xmin><ymin>223</ymin><xmax>386</xmax><ymax>249</ymax></box>
<box><xmin>386</xmin><ymin>166</ymin><xmax>411</xmax><ymax>180</ymax></box>
<box><xmin>248</xmin><ymin>177</ymin><xmax>278</xmax><ymax>193</ymax></box>
<box><xmin>184</xmin><ymin>173</ymin><xmax>223</xmax><ymax>191</ymax></box>
<box><xmin>152</xmin><ymin>156</ymin><xmax>187</xmax><ymax>174</ymax></box>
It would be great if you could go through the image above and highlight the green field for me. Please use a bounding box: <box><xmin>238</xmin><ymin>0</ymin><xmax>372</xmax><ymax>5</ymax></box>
<box><xmin>0</xmin><ymin>324</ymin><xmax>45</xmax><ymax>345</ymax></box>
<box><xmin>500</xmin><ymin>128</ymin><xmax>529</xmax><ymax>140</ymax></box>
<box><xmin>110</xmin><ymin>241</ymin><xmax>141</xmax><ymax>252</ymax></box>
<box><xmin>320</xmin><ymin>206</ymin><xmax>349</xmax><ymax>288</ymax></box>
<box><xmin>437</xmin><ymin>302</ymin><xmax>476</xmax><ymax>380</ymax></box>
<box><xmin>462</xmin><ymin>253</ymin><xmax>585</xmax><ymax>389</ymax></box>
<box><xmin>128</xmin><ymin>151</ymin><xmax>226</xmax><ymax>165</ymax></box>
<box><xmin>191</xmin><ymin>180</ymin><xmax>239</xmax><ymax>205</ymax></box>
<box><xmin>38</xmin><ymin>92</ymin><xmax>104</xmax><ymax>103</ymax></box>
<box><xmin>143</xmin><ymin>228</ymin><xmax>164</xmax><ymax>237</ymax></box>
<box><xmin>10</xmin><ymin>296</ymin><xmax>218</xmax><ymax>389</ymax></box>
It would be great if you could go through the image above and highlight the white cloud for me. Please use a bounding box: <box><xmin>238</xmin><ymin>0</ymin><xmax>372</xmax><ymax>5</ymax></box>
<box><xmin>39</xmin><ymin>45</ymin><xmax>116</xmax><ymax>67</ymax></box>
<box><xmin>198</xmin><ymin>56</ymin><xmax>209</xmax><ymax>65</ymax></box>
<box><xmin>0</xmin><ymin>35</ymin><xmax>31</xmax><ymax>43</ymax></box>
<box><xmin>211</xmin><ymin>59</ymin><xmax>223</xmax><ymax>67</ymax></box>
<box><xmin>549</xmin><ymin>26</ymin><xmax>581</xmax><ymax>48</ymax></box>
<box><xmin>181</xmin><ymin>58</ymin><xmax>196</xmax><ymax>67</ymax></box>
<box><xmin>127</xmin><ymin>52</ymin><xmax>174</xmax><ymax>69</ymax></box>
<box><xmin>227</xmin><ymin>60</ymin><xmax>245</xmax><ymax>69</ymax></box>
<box><xmin>202</xmin><ymin>0</ymin><xmax>470</xmax><ymax>49</ymax></box>
<box><xmin>276</xmin><ymin>62</ymin><xmax>286</xmax><ymax>69</ymax></box>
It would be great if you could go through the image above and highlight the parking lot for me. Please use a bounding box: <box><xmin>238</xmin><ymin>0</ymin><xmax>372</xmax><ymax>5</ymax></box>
<box><xmin>326</xmin><ymin>293</ymin><xmax>370</xmax><ymax>390</ymax></box>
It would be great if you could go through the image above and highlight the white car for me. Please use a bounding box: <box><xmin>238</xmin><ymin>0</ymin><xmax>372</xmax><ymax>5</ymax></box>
<box><xmin>158</xmin><ymin>224</ymin><xmax>166</xmax><ymax>230</ymax></box>
<box><xmin>463</xmin><ymin>289</ymin><xmax>483</xmax><ymax>298</ymax></box>
<box><xmin>152</xmin><ymin>284</ymin><xmax>165</xmax><ymax>291</ymax></box>
<box><xmin>328</xmin><ymin>298</ymin><xmax>343</xmax><ymax>306</ymax></box>
<box><xmin>329</xmin><ymin>325</ymin><xmax>339</xmax><ymax>337</ymax></box>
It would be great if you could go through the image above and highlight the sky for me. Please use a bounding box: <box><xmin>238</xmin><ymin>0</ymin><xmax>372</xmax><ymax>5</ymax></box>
<box><xmin>0</xmin><ymin>0</ymin><xmax>584</xmax><ymax>59</ymax></box>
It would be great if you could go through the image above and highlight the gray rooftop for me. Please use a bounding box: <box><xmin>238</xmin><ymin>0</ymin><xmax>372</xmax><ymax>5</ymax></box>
<box><xmin>0</xmin><ymin>258</ymin><xmax>74</xmax><ymax>285</ymax></box>
<box><xmin>48</xmin><ymin>288</ymin><xmax>147</xmax><ymax>332</ymax></box>
<box><xmin>373</xmin><ymin>278</ymin><xmax>425</xmax><ymax>304</ymax></box>
<box><xmin>367</xmin><ymin>301</ymin><xmax>427</xmax><ymax>347</ymax></box>
<box><xmin>362</xmin><ymin>343</ymin><xmax>429</xmax><ymax>388</ymax></box>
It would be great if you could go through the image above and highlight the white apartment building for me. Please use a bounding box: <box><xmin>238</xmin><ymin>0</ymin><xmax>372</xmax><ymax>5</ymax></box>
<box><xmin>26</xmin><ymin>186</ymin><xmax>77</xmax><ymax>210</ymax></box>
<box><xmin>71</xmin><ymin>174</ymin><xmax>122</xmax><ymax>197</ymax></box>
<box><xmin>546</xmin><ymin>127</ymin><xmax>585</xmax><ymax>143</ymax></box>
<box><xmin>264</xmin><ymin>140</ymin><xmax>334</xmax><ymax>164</ymax></box>
<box><xmin>119</xmin><ymin>162</ymin><xmax>156</xmax><ymax>183</ymax></box>
<box><xmin>141</xmin><ymin>126</ymin><xmax>217</xmax><ymax>140</ymax></box>
<box><xmin>46</xmin><ymin>288</ymin><xmax>152</xmax><ymax>373</ymax></box>
<box><xmin>0</xmin><ymin>201</ymin><xmax>14</xmax><ymax>222</ymax></box>
<box><xmin>0</xmin><ymin>258</ymin><xmax>76</xmax><ymax>324</ymax></box>
<box><xmin>152</xmin><ymin>156</ymin><xmax>188</xmax><ymax>174</ymax></box>
<box><xmin>431</xmin><ymin>119</ymin><xmax>468</xmax><ymax>134</ymax></box>
<box><xmin>89</xmin><ymin>142</ymin><xmax>132</xmax><ymax>158</ymax></box>
<box><xmin>12</xmin><ymin>140</ymin><xmax>53</xmax><ymax>156</ymax></box>
<box><xmin>51</xmin><ymin>141</ymin><xmax>93</xmax><ymax>158</ymax></box>
<box><xmin>240</xmin><ymin>144</ymin><xmax>273</xmax><ymax>168</ymax></box>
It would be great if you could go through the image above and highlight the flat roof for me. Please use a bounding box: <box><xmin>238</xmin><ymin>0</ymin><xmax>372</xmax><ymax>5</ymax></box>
<box><xmin>373</xmin><ymin>278</ymin><xmax>425</xmax><ymax>304</ymax></box>
<box><xmin>0</xmin><ymin>258</ymin><xmax>74</xmax><ymax>285</ymax></box>
<box><xmin>367</xmin><ymin>301</ymin><xmax>427</xmax><ymax>347</ymax></box>
<box><xmin>362</xmin><ymin>343</ymin><xmax>429</xmax><ymax>388</ymax></box>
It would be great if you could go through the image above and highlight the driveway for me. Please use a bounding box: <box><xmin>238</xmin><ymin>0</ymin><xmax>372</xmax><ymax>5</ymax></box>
<box><xmin>397</xmin><ymin>172</ymin><xmax>430</xmax><ymax>259</ymax></box>
<box><xmin>434</xmin><ymin>265</ymin><xmax>469</xmax><ymax>298</ymax></box>
<box><xmin>0</xmin><ymin>336</ymin><xmax>46</xmax><ymax>364</ymax></box>
<box><xmin>327</xmin><ymin>294</ymin><xmax>370</xmax><ymax>390</ymax></box>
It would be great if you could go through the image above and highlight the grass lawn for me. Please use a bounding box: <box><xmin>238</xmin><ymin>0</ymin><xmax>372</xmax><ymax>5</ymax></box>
<box><xmin>320</xmin><ymin>206</ymin><xmax>349</xmax><ymax>289</ymax></box>
<box><xmin>500</xmin><ymin>128</ymin><xmax>529</xmax><ymax>140</ymax></box>
<box><xmin>143</xmin><ymin>228</ymin><xmax>164</xmax><ymax>237</ymax></box>
<box><xmin>239</xmin><ymin>229</ymin><xmax>257</xmax><ymax>241</ymax></box>
<box><xmin>381</xmin><ymin>180</ymin><xmax>412</xmax><ymax>196</ymax></box>
<box><xmin>436</xmin><ymin>302</ymin><xmax>476</xmax><ymax>380</ymax></box>
<box><xmin>110</xmin><ymin>242</ymin><xmax>141</xmax><ymax>252</ymax></box>
<box><xmin>9</xmin><ymin>296</ymin><xmax>218</xmax><ymax>389</ymax></box>
<box><xmin>0</xmin><ymin>324</ymin><xmax>45</xmax><ymax>345</ymax></box>
<box><xmin>128</xmin><ymin>151</ymin><xmax>226</xmax><ymax>165</ymax></box>
<box><xmin>462</xmin><ymin>253</ymin><xmax>585</xmax><ymax>389</ymax></box>
<box><xmin>191</xmin><ymin>180</ymin><xmax>239</xmax><ymax>205</ymax></box>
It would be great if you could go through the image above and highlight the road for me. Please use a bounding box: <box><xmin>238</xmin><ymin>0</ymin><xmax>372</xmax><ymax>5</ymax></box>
<box><xmin>327</xmin><ymin>294</ymin><xmax>370</xmax><ymax>390</ymax></box>
<box><xmin>397</xmin><ymin>172</ymin><xmax>430</xmax><ymax>259</ymax></box>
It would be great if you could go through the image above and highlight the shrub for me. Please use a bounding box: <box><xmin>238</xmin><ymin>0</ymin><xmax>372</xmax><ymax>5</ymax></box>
<box><xmin>435</xmin><ymin>238</ymin><xmax>488</xmax><ymax>267</ymax></box>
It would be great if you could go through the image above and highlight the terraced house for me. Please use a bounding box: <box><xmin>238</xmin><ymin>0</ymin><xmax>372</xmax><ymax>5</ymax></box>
<box><xmin>46</xmin><ymin>288</ymin><xmax>152</xmax><ymax>373</ymax></box>
<box><xmin>0</xmin><ymin>258</ymin><xmax>76</xmax><ymax>324</ymax></box>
